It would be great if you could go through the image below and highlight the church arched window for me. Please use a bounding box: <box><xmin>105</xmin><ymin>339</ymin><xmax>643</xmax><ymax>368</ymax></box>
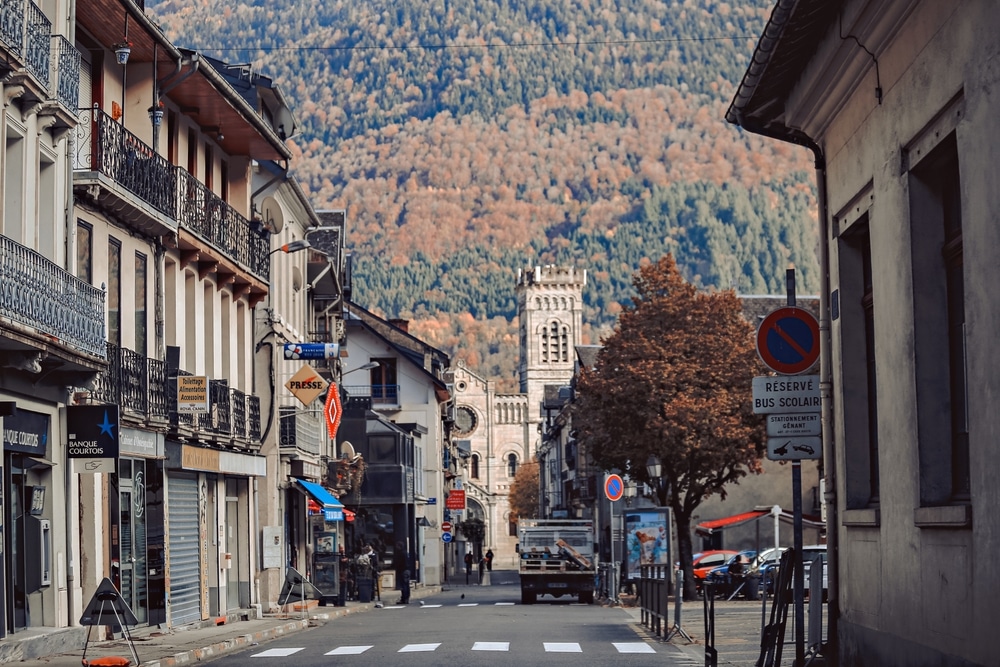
<box><xmin>507</xmin><ymin>453</ymin><xmax>518</xmax><ymax>477</ymax></box>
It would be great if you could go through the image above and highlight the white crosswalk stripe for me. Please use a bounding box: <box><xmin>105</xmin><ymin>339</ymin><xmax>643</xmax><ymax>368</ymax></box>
<box><xmin>251</xmin><ymin>648</ymin><xmax>304</xmax><ymax>657</ymax></box>
<box><xmin>458</xmin><ymin>603</ymin><xmax>479</xmax><ymax>607</ymax></box>
<box><xmin>472</xmin><ymin>641</ymin><xmax>510</xmax><ymax>651</ymax></box>
<box><xmin>325</xmin><ymin>646</ymin><xmax>373</xmax><ymax>655</ymax></box>
<box><xmin>495</xmin><ymin>602</ymin><xmax>515</xmax><ymax>605</ymax></box>
<box><xmin>544</xmin><ymin>642</ymin><xmax>583</xmax><ymax>652</ymax></box>
<box><xmin>419</xmin><ymin>604</ymin><xmax>443</xmax><ymax>608</ymax></box>
<box><xmin>614</xmin><ymin>642</ymin><xmax>656</xmax><ymax>653</ymax></box>
<box><xmin>399</xmin><ymin>643</ymin><xmax>441</xmax><ymax>652</ymax></box>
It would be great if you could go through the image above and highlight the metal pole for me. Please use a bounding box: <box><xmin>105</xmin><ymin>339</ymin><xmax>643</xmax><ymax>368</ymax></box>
<box><xmin>787</xmin><ymin>269</ymin><xmax>805</xmax><ymax>666</ymax></box>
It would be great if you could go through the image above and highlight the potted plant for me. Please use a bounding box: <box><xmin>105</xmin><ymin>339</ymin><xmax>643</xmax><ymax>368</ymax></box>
<box><xmin>113</xmin><ymin>40</ymin><xmax>132</xmax><ymax>66</ymax></box>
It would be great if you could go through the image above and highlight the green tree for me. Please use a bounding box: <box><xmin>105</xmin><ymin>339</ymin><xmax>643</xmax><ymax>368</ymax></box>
<box><xmin>573</xmin><ymin>255</ymin><xmax>765</xmax><ymax>600</ymax></box>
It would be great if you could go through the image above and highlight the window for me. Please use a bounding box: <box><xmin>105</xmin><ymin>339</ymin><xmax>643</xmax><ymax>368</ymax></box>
<box><xmin>135</xmin><ymin>252</ymin><xmax>147</xmax><ymax>355</ymax></box>
<box><xmin>909</xmin><ymin>132</ymin><xmax>970</xmax><ymax>511</ymax></box>
<box><xmin>471</xmin><ymin>454</ymin><xmax>480</xmax><ymax>479</ymax></box>
<box><xmin>838</xmin><ymin>212</ymin><xmax>879</xmax><ymax>509</ymax></box>
<box><xmin>77</xmin><ymin>221</ymin><xmax>92</xmax><ymax>283</ymax></box>
<box><xmin>540</xmin><ymin>321</ymin><xmax>569</xmax><ymax>364</ymax></box>
<box><xmin>108</xmin><ymin>237</ymin><xmax>121</xmax><ymax>346</ymax></box>
<box><xmin>371</xmin><ymin>358</ymin><xmax>398</xmax><ymax>404</ymax></box>
<box><xmin>507</xmin><ymin>453</ymin><xmax>518</xmax><ymax>477</ymax></box>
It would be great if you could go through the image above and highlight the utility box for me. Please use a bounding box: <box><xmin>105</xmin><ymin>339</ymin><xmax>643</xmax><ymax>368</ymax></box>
<box><xmin>24</xmin><ymin>517</ymin><xmax>51</xmax><ymax>592</ymax></box>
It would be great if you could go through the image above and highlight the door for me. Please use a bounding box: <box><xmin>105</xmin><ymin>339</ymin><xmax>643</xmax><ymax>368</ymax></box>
<box><xmin>118</xmin><ymin>459</ymin><xmax>148</xmax><ymax>624</ymax></box>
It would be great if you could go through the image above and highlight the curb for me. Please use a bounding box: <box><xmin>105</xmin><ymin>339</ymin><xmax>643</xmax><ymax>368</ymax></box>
<box><xmin>144</xmin><ymin>619</ymin><xmax>310</xmax><ymax>667</ymax></box>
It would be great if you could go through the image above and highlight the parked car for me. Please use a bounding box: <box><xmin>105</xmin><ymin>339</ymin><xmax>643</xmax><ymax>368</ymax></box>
<box><xmin>703</xmin><ymin>550</ymin><xmax>758</xmax><ymax>598</ymax></box>
<box><xmin>688</xmin><ymin>550</ymin><xmax>738</xmax><ymax>591</ymax></box>
<box><xmin>757</xmin><ymin>545</ymin><xmax>827</xmax><ymax>600</ymax></box>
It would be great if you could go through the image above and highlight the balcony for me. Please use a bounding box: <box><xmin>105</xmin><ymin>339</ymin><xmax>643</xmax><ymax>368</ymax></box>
<box><xmin>343</xmin><ymin>384</ymin><xmax>400</xmax><ymax>406</ymax></box>
<box><xmin>167</xmin><ymin>370</ymin><xmax>262</xmax><ymax>447</ymax></box>
<box><xmin>0</xmin><ymin>233</ymin><xmax>106</xmax><ymax>360</ymax></box>
<box><xmin>176</xmin><ymin>170</ymin><xmax>270</xmax><ymax>284</ymax></box>
<box><xmin>90</xmin><ymin>342</ymin><xmax>168</xmax><ymax>420</ymax></box>
<box><xmin>73</xmin><ymin>108</ymin><xmax>178</xmax><ymax>237</ymax></box>
<box><xmin>45</xmin><ymin>35</ymin><xmax>79</xmax><ymax>121</ymax></box>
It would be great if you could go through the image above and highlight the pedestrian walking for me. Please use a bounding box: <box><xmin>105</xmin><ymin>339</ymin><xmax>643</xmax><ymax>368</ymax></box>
<box><xmin>393</xmin><ymin>541</ymin><xmax>411</xmax><ymax>604</ymax></box>
<box><xmin>478</xmin><ymin>554</ymin><xmax>486</xmax><ymax>584</ymax></box>
<box><xmin>485</xmin><ymin>548</ymin><xmax>494</xmax><ymax>571</ymax></box>
<box><xmin>465</xmin><ymin>551</ymin><xmax>474</xmax><ymax>584</ymax></box>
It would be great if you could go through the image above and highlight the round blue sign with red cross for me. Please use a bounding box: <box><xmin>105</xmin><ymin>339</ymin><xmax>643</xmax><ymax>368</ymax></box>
<box><xmin>756</xmin><ymin>307</ymin><xmax>820</xmax><ymax>375</ymax></box>
<box><xmin>605</xmin><ymin>474</ymin><xmax>625</xmax><ymax>502</ymax></box>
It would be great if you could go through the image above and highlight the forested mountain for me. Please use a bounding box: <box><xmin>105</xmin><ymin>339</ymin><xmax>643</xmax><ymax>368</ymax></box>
<box><xmin>146</xmin><ymin>0</ymin><xmax>818</xmax><ymax>388</ymax></box>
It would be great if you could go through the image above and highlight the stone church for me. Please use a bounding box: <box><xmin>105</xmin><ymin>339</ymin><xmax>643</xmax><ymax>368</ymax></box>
<box><xmin>446</xmin><ymin>266</ymin><xmax>586</xmax><ymax>569</ymax></box>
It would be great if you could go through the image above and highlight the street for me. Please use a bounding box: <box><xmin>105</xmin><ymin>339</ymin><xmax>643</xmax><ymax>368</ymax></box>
<box><xmin>205</xmin><ymin>574</ymin><xmax>700</xmax><ymax>667</ymax></box>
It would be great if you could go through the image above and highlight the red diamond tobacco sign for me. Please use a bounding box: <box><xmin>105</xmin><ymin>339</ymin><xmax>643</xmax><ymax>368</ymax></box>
<box><xmin>324</xmin><ymin>383</ymin><xmax>342</xmax><ymax>440</ymax></box>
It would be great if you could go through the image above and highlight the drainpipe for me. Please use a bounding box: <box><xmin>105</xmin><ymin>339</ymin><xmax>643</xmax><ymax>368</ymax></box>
<box><xmin>732</xmin><ymin>112</ymin><xmax>837</xmax><ymax>663</ymax></box>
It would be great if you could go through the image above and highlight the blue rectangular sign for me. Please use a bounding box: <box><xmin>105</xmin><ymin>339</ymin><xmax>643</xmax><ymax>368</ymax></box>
<box><xmin>283</xmin><ymin>343</ymin><xmax>340</xmax><ymax>360</ymax></box>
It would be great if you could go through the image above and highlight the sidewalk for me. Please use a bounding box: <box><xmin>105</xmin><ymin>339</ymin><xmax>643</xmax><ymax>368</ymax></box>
<box><xmin>4</xmin><ymin>584</ymin><xmax>441</xmax><ymax>667</ymax></box>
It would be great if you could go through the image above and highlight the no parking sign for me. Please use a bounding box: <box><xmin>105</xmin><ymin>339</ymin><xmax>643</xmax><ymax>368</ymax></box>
<box><xmin>756</xmin><ymin>307</ymin><xmax>820</xmax><ymax>375</ymax></box>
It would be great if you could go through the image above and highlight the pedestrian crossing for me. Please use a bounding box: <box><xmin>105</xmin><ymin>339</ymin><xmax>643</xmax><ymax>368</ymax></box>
<box><xmin>251</xmin><ymin>641</ymin><xmax>664</xmax><ymax>657</ymax></box>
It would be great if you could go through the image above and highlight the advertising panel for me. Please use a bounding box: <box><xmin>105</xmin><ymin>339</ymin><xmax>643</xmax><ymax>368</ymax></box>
<box><xmin>624</xmin><ymin>509</ymin><xmax>670</xmax><ymax>581</ymax></box>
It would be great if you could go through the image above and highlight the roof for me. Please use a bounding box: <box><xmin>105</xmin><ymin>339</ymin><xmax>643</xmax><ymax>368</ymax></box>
<box><xmin>725</xmin><ymin>0</ymin><xmax>843</xmax><ymax>144</ymax></box>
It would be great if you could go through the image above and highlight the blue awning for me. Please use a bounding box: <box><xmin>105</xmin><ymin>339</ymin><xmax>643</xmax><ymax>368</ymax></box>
<box><xmin>295</xmin><ymin>478</ymin><xmax>344</xmax><ymax>521</ymax></box>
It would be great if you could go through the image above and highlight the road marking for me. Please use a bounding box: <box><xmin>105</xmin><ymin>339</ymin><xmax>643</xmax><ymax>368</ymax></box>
<box><xmin>458</xmin><ymin>603</ymin><xmax>478</xmax><ymax>607</ymax></box>
<box><xmin>325</xmin><ymin>646</ymin><xmax>373</xmax><ymax>655</ymax></box>
<box><xmin>472</xmin><ymin>642</ymin><xmax>510</xmax><ymax>651</ymax></box>
<box><xmin>614</xmin><ymin>642</ymin><xmax>656</xmax><ymax>653</ymax></box>
<box><xmin>419</xmin><ymin>604</ymin><xmax>443</xmax><ymax>608</ymax></box>
<box><xmin>399</xmin><ymin>643</ymin><xmax>441</xmax><ymax>652</ymax></box>
<box><xmin>384</xmin><ymin>605</ymin><xmax>406</xmax><ymax>609</ymax></box>
<box><xmin>251</xmin><ymin>648</ymin><xmax>303</xmax><ymax>657</ymax></box>
<box><xmin>544</xmin><ymin>643</ymin><xmax>582</xmax><ymax>652</ymax></box>
<box><xmin>495</xmin><ymin>602</ymin><xmax>515</xmax><ymax>605</ymax></box>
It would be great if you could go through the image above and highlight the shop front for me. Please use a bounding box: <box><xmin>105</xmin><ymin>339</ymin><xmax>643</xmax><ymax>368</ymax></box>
<box><xmin>290</xmin><ymin>478</ymin><xmax>344</xmax><ymax>604</ymax></box>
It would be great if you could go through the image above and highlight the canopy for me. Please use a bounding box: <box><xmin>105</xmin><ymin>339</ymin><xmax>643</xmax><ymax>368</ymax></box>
<box><xmin>695</xmin><ymin>510</ymin><xmax>769</xmax><ymax>536</ymax></box>
<box><xmin>295</xmin><ymin>478</ymin><xmax>344</xmax><ymax>522</ymax></box>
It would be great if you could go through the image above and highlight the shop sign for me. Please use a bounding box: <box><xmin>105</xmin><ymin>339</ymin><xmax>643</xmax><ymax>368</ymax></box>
<box><xmin>3</xmin><ymin>409</ymin><xmax>50</xmax><ymax>455</ymax></box>
<box><xmin>177</xmin><ymin>376</ymin><xmax>209</xmax><ymax>413</ymax></box>
<box><xmin>67</xmin><ymin>405</ymin><xmax>120</xmax><ymax>474</ymax></box>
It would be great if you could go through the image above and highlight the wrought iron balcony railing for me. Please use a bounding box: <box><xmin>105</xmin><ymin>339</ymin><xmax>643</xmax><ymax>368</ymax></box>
<box><xmin>176</xmin><ymin>170</ymin><xmax>269</xmax><ymax>282</ymax></box>
<box><xmin>0</xmin><ymin>0</ymin><xmax>25</xmax><ymax>57</ymax></box>
<box><xmin>90</xmin><ymin>342</ymin><xmax>169</xmax><ymax>419</ymax></box>
<box><xmin>51</xmin><ymin>35</ymin><xmax>79</xmax><ymax>111</ymax></box>
<box><xmin>343</xmin><ymin>384</ymin><xmax>400</xmax><ymax>405</ymax></box>
<box><xmin>75</xmin><ymin>108</ymin><xmax>177</xmax><ymax>218</ymax></box>
<box><xmin>166</xmin><ymin>369</ymin><xmax>262</xmax><ymax>445</ymax></box>
<box><xmin>0</xmin><ymin>233</ymin><xmax>106</xmax><ymax>358</ymax></box>
<box><xmin>22</xmin><ymin>0</ymin><xmax>49</xmax><ymax>88</ymax></box>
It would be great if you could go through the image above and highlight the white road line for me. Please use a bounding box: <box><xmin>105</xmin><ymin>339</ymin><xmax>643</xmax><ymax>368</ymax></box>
<box><xmin>495</xmin><ymin>602</ymin><xmax>515</xmax><ymax>605</ymax></box>
<box><xmin>399</xmin><ymin>643</ymin><xmax>441</xmax><ymax>652</ymax></box>
<box><xmin>419</xmin><ymin>604</ymin><xmax>443</xmax><ymax>608</ymax></box>
<box><xmin>458</xmin><ymin>603</ymin><xmax>478</xmax><ymax>607</ymax></box>
<box><xmin>544</xmin><ymin>643</ymin><xmax>582</xmax><ymax>652</ymax></box>
<box><xmin>614</xmin><ymin>642</ymin><xmax>656</xmax><ymax>653</ymax></box>
<box><xmin>325</xmin><ymin>646</ymin><xmax>373</xmax><ymax>655</ymax></box>
<box><xmin>251</xmin><ymin>648</ymin><xmax>304</xmax><ymax>657</ymax></box>
<box><xmin>472</xmin><ymin>642</ymin><xmax>510</xmax><ymax>651</ymax></box>
<box><xmin>383</xmin><ymin>605</ymin><xmax>406</xmax><ymax>609</ymax></box>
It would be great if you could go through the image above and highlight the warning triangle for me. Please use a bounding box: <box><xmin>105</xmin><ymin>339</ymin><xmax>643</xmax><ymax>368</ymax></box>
<box><xmin>278</xmin><ymin>566</ymin><xmax>322</xmax><ymax>603</ymax></box>
<box><xmin>80</xmin><ymin>578</ymin><xmax>139</xmax><ymax>626</ymax></box>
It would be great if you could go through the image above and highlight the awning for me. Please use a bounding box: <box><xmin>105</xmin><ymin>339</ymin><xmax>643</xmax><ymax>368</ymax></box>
<box><xmin>696</xmin><ymin>510</ymin><xmax>769</xmax><ymax>536</ymax></box>
<box><xmin>294</xmin><ymin>478</ymin><xmax>344</xmax><ymax>522</ymax></box>
<box><xmin>344</xmin><ymin>508</ymin><xmax>355</xmax><ymax>522</ymax></box>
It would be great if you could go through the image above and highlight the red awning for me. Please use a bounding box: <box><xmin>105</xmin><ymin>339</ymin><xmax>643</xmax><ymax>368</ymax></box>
<box><xmin>344</xmin><ymin>508</ymin><xmax>356</xmax><ymax>522</ymax></box>
<box><xmin>696</xmin><ymin>510</ymin><xmax>769</xmax><ymax>536</ymax></box>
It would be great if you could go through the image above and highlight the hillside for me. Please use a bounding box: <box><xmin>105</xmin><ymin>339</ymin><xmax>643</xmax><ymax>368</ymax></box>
<box><xmin>145</xmin><ymin>0</ymin><xmax>818</xmax><ymax>388</ymax></box>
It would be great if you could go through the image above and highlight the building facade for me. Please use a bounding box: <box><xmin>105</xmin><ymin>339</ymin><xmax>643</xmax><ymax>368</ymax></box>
<box><xmin>729</xmin><ymin>0</ymin><xmax>998</xmax><ymax>663</ymax></box>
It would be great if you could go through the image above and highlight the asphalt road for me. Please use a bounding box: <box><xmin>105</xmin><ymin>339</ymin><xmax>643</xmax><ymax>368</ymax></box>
<box><xmin>205</xmin><ymin>576</ymin><xmax>701</xmax><ymax>666</ymax></box>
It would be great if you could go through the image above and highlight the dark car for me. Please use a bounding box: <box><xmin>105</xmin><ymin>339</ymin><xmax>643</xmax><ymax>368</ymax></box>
<box><xmin>703</xmin><ymin>550</ymin><xmax>758</xmax><ymax>598</ymax></box>
<box><xmin>757</xmin><ymin>545</ymin><xmax>827</xmax><ymax>600</ymax></box>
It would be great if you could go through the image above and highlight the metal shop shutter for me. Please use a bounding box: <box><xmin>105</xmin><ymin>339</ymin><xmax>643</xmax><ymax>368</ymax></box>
<box><xmin>167</xmin><ymin>473</ymin><xmax>202</xmax><ymax>626</ymax></box>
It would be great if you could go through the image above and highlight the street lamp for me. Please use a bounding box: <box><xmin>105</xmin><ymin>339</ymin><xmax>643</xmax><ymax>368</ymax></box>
<box><xmin>344</xmin><ymin>361</ymin><xmax>379</xmax><ymax>375</ymax></box>
<box><xmin>269</xmin><ymin>239</ymin><xmax>312</xmax><ymax>256</ymax></box>
<box><xmin>646</xmin><ymin>455</ymin><xmax>668</xmax><ymax>505</ymax></box>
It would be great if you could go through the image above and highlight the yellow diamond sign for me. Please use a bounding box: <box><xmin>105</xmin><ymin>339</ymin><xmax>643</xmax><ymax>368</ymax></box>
<box><xmin>285</xmin><ymin>364</ymin><xmax>329</xmax><ymax>406</ymax></box>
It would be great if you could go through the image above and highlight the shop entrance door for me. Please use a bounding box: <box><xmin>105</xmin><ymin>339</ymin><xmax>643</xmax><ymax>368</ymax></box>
<box><xmin>119</xmin><ymin>460</ymin><xmax>148</xmax><ymax>625</ymax></box>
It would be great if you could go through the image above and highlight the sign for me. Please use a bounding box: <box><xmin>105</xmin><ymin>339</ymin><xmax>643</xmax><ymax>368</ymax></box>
<box><xmin>323</xmin><ymin>383</ymin><xmax>342</xmax><ymax>440</ymax></box>
<box><xmin>767</xmin><ymin>436</ymin><xmax>822</xmax><ymax>461</ymax></box>
<box><xmin>605</xmin><ymin>474</ymin><xmax>625</xmax><ymax>502</ymax></box>
<box><xmin>427</xmin><ymin>497</ymin><xmax>437</xmax><ymax>505</ymax></box>
<box><xmin>624</xmin><ymin>510</ymin><xmax>670</xmax><ymax>581</ymax></box>
<box><xmin>3</xmin><ymin>409</ymin><xmax>50</xmax><ymax>455</ymax></box>
<box><xmin>756</xmin><ymin>307</ymin><xmax>820</xmax><ymax>375</ymax></box>
<box><xmin>80</xmin><ymin>577</ymin><xmax>139</xmax><ymax>626</ymax></box>
<box><xmin>283</xmin><ymin>343</ymin><xmax>340</xmax><ymax>361</ymax></box>
<box><xmin>441</xmin><ymin>521</ymin><xmax>453</xmax><ymax>533</ymax></box>
<box><xmin>67</xmin><ymin>405</ymin><xmax>120</xmax><ymax>474</ymax></box>
<box><xmin>177</xmin><ymin>375</ymin><xmax>209</xmax><ymax>413</ymax></box>
<box><xmin>767</xmin><ymin>413</ymin><xmax>821</xmax><ymax>437</ymax></box>
<box><xmin>445</xmin><ymin>489</ymin><xmax>466</xmax><ymax>510</ymax></box>
<box><xmin>752</xmin><ymin>375</ymin><xmax>820</xmax><ymax>414</ymax></box>
<box><xmin>442</xmin><ymin>532</ymin><xmax>453</xmax><ymax>543</ymax></box>
<box><xmin>285</xmin><ymin>364</ymin><xmax>328</xmax><ymax>406</ymax></box>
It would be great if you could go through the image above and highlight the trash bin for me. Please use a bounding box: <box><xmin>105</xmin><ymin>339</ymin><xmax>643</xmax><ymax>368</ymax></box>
<box><xmin>357</xmin><ymin>578</ymin><xmax>373</xmax><ymax>603</ymax></box>
<box><xmin>745</xmin><ymin>574</ymin><xmax>761</xmax><ymax>601</ymax></box>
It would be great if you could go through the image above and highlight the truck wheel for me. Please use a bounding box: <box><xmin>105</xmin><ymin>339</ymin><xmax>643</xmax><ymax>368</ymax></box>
<box><xmin>521</xmin><ymin>590</ymin><xmax>536</xmax><ymax>605</ymax></box>
<box><xmin>579</xmin><ymin>590</ymin><xmax>594</xmax><ymax>604</ymax></box>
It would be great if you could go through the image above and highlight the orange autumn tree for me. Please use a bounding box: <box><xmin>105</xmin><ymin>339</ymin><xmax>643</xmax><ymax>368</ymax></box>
<box><xmin>574</xmin><ymin>255</ymin><xmax>765</xmax><ymax>600</ymax></box>
<box><xmin>508</xmin><ymin>459</ymin><xmax>540</xmax><ymax>527</ymax></box>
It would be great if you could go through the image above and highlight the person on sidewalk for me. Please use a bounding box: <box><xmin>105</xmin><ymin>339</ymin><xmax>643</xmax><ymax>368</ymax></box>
<box><xmin>465</xmin><ymin>551</ymin><xmax>474</xmax><ymax>583</ymax></box>
<box><xmin>478</xmin><ymin>554</ymin><xmax>486</xmax><ymax>584</ymax></box>
<box><xmin>393</xmin><ymin>542</ymin><xmax>411</xmax><ymax>604</ymax></box>
<box><xmin>485</xmin><ymin>548</ymin><xmax>494</xmax><ymax>572</ymax></box>
<box><xmin>338</xmin><ymin>546</ymin><xmax>351</xmax><ymax>605</ymax></box>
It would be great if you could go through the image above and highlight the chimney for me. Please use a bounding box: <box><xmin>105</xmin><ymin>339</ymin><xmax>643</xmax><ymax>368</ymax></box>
<box><xmin>390</xmin><ymin>318</ymin><xmax>409</xmax><ymax>333</ymax></box>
